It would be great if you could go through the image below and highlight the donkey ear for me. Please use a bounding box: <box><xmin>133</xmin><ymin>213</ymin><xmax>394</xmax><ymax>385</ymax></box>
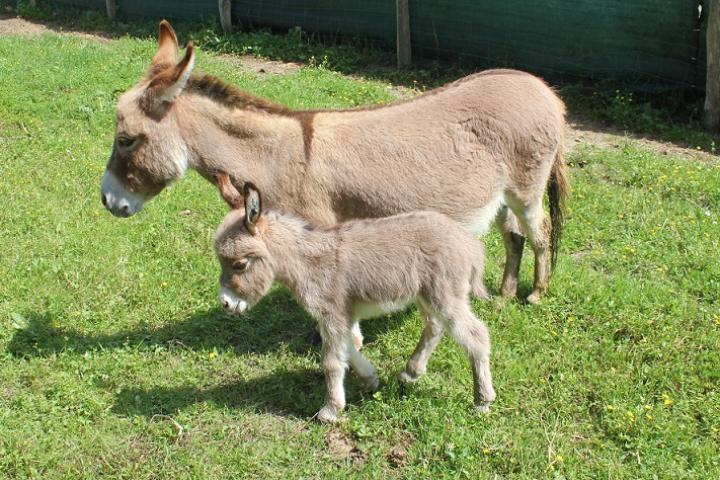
<box><xmin>214</xmin><ymin>171</ymin><xmax>243</xmax><ymax>209</ymax></box>
<box><xmin>150</xmin><ymin>20</ymin><xmax>179</xmax><ymax>71</ymax></box>
<box><xmin>243</xmin><ymin>182</ymin><xmax>263</xmax><ymax>234</ymax></box>
<box><xmin>141</xmin><ymin>43</ymin><xmax>196</xmax><ymax>114</ymax></box>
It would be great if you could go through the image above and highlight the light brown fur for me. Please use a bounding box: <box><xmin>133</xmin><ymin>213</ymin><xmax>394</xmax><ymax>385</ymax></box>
<box><xmin>101</xmin><ymin>21</ymin><xmax>569</xmax><ymax>306</ymax></box>
<box><xmin>214</xmin><ymin>176</ymin><xmax>495</xmax><ymax>422</ymax></box>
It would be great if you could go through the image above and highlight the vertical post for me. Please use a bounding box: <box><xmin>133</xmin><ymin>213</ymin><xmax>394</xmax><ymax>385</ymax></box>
<box><xmin>219</xmin><ymin>0</ymin><xmax>232</xmax><ymax>35</ymax></box>
<box><xmin>706</xmin><ymin>0</ymin><xmax>720</xmax><ymax>131</ymax></box>
<box><xmin>105</xmin><ymin>0</ymin><xmax>117</xmax><ymax>20</ymax></box>
<box><xmin>396</xmin><ymin>0</ymin><xmax>411</xmax><ymax>68</ymax></box>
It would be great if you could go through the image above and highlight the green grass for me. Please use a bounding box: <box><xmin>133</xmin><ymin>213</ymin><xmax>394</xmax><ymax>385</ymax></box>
<box><xmin>1</xmin><ymin>31</ymin><xmax>719</xmax><ymax>479</ymax></box>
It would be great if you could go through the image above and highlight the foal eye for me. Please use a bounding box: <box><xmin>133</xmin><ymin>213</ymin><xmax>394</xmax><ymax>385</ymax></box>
<box><xmin>232</xmin><ymin>259</ymin><xmax>250</xmax><ymax>271</ymax></box>
<box><xmin>117</xmin><ymin>136</ymin><xmax>137</xmax><ymax>149</ymax></box>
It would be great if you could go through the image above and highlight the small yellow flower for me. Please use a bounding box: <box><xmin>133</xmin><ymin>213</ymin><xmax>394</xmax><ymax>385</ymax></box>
<box><xmin>662</xmin><ymin>393</ymin><xmax>673</xmax><ymax>406</ymax></box>
<box><xmin>555</xmin><ymin>454</ymin><xmax>564</xmax><ymax>463</ymax></box>
<box><xmin>606</xmin><ymin>405</ymin><xmax>615</xmax><ymax>412</ymax></box>
<box><xmin>645</xmin><ymin>414</ymin><xmax>654</xmax><ymax>420</ymax></box>
<box><xmin>208</xmin><ymin>351</ymin><xmax>218</xmax><ymax>360</ymax></box>
<box><xmin>644</xmin><ymin>405</ymin><xmax>653</xmax><ymax>411</ymax></box>
<box><xmin>482</xmin><ymin>447</ymin><xmax>491</xmax><ymax>454</ymax></box>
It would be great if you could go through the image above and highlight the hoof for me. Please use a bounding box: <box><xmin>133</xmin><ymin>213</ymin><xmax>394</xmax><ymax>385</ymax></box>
<box><xmin>526</xmin><ymin>291</ymin><xmax>542</xmax><ymax>305</ymax></box>
<box><xmin>316</xmin><ymin>405</ymin><xmax>340</xmax><ymax>424</ymax></box>
<box><xmin>499</xmin><ymin>283</ymin><xmax>518</xmax><ymax>299</ymax></box>
<box><xmin>475</xmin><ymin>402</ymin><xmax>491</xmax><ymax>414</ymax></box>
<box><xmin>360</xmin><ymin>374</ymin><xmax>380</xmax><ymax>392</ymax></box>
<box><xmin>398</xmin><ymin>370</ymin><xmax>422</xmax><ymax>383</ymax></box>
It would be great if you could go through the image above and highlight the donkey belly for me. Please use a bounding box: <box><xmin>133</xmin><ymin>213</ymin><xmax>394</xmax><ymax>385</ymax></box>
<box><xmin>351</xmin><ymin>297</ymin><xmax>415</xmax><ymax>322</ymax></box>
<box><xmin>457</xmin><ymin>191</ymin><xmax>506</xmax><ymax>236</ymax></box>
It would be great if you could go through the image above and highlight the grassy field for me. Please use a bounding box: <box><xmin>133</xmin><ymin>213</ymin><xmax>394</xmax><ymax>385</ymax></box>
<box><xmin>1</xmin><ymin>26</ymin><xmax>719</xmax><ymax>479</ymax></box>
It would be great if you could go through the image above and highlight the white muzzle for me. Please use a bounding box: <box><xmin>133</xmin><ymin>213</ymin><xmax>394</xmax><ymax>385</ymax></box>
<box><xmin>219</xmin><ymin>286</ymin><xmax>248</xmax><ymax>314</ymax></box>
<box><xmin>101</xmin><ymin>170</ymin><xmax>146</xmax><ymax>217</ymax></box>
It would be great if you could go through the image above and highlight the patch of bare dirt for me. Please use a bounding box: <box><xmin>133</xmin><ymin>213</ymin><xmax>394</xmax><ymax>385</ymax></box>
<box><xmin>0</xmin><ymin>14</ymin><xmax>48</xmax><ymax>36</ymax></box>
<box><xmin>0</xmin><ymin>14</ymin><xmax>110</xmax><ymax>42</ymax></box>
<box><xmin>324</xmin><ymin>428</ymin><xmax>365</xmax><ymax>464</ymax></box>
<box><xmin>566</xmin><ymin>114</ymin><xmax>717</xmax><ymax>162</ymax></box>
<box><xmin>386</xmin><ymin>431</ymin><xmax>415</xmax><ymax>468</ymax></box>
<box><xmin>218</xmin><ymin>53</ymin><xmax>302</xmax><ymax>76</ymax></box>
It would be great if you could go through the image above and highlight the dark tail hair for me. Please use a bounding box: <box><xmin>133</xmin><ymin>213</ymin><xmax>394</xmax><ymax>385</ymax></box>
<box><xmin>548</xmin><ymin>142</ymin><xmax>569</xmax><ymax>273</ymax></box>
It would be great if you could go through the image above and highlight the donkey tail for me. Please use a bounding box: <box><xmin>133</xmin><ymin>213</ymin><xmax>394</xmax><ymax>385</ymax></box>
<box><xmin>547</xmin><ymin>139</ymin><xmax>570</xmax><ymax>273</ymax></box>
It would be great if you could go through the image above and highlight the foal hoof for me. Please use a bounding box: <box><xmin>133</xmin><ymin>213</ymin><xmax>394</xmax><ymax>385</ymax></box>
<box><xmin>316</xmin><ymin>406</ymin><xmax>340</xmax><ymax>424</ymax></box>
<box><xmin>475</xmin><ymin>402</ymin><xmax>492</xmax><ymax>414</ymax></box>
<box><xmin>360</xmin><ymin>374</ymin><xmax>380</xmax><ymax>392</ymax></box>
<box><xmin>398</xmin><ymin>370</ymin><xmax>422</xmax><ymax>383</ymax></box>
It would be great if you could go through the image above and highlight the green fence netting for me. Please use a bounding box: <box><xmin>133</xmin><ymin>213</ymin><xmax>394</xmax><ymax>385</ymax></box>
<box><xmin>46</xmin><ymin>0</ymin><xmax>709</xmax><ymax>89</ymax></box>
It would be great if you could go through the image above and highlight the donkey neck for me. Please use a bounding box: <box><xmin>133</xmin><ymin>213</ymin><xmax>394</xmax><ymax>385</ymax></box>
<box><xmin>175</xmin><ymin>93</ymin><xmax>305</xmax><ymax>194</ymax></box>
<box><xmin>263</xmin><ymin>212</ymin><xmax>339</xmax><ymax>297</ymax></box>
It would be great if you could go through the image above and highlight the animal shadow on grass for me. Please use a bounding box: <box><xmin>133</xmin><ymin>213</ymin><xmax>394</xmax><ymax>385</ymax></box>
<box><xmin>8</xmin><ymin>288</ymin><xmax>383</xmax><ymax>358</ymax></box>
<box><xmin>7</xmin><ymin>287</ymin><xmax>405</xmax><ymax>357</ymax></box>
<box><xmin>112</xmin><ymin>368</ymin><xmax>328</xmax><ymax>419</ymax></box>
<box><xmin>112</xmin><ymin>314</ymin><xmax>410</xmax><ymax>420</ymax></box>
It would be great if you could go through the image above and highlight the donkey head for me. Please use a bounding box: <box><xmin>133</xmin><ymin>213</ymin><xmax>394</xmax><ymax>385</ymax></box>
<box><xmin>101</xmin><ymin>21</ymin><xmax>196</xmax><ymax>217</ymax></box>
<box><xmin>213</xmin><ymin>172</ymin><xmax>274</xmax><ymax>314</ymax></box>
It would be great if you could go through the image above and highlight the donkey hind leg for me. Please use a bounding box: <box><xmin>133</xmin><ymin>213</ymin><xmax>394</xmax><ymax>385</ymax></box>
<box><xmin>507</xmin><ymin>196</ymin><xmax>551</xmax><ymax>305</ymax></box>
<box><xmin>351</xmin><ymin>322</ymin><xmax>364</xmax><ymax>350</ymax></box>
<box><xmin>438</xmin><ymin>302</ymin><xmax>495</xmax><ymax>412</ymax></box>
<box><xmin>399</xmin><ymin>305</ymin><xmax>444</xmax><ymax>383</ymax></box>
<box><xmin>347</xmin><ymin>323</ymin><xmax>379</xmax><ymax>391</ymax></box>
<box><xmin>496</xmin><ymin>206</ymin><xmax>525</xmax><ymax>299</ymax></box>
<box><xmin>316</xmin><ymin>322</ymin><xmax>350</xmax><ymax>424</ymax></box>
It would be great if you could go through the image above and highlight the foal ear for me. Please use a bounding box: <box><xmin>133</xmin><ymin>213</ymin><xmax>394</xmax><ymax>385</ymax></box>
<box><xmin>214</xmin><ymin>171</ymin><xmax>243</xmax><ymax>209</ymax></box>
<box><xmin>141</xmin><ymin>43</ymin><xmax>196</xmax><ymax>114</ymax></box>
<box><xmin>149</xmin><ymin>20</ymin><xmax>179</xmax><ymax>71</ymax></box>
<box><xmin>243</xmin><ymin>182</ymin><xmax>263</xmax><ymax>235</ymax></box>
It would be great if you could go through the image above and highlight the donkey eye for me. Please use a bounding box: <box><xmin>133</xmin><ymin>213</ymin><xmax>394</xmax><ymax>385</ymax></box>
<box><xmin>232</xmin><ymin>259</ymin><xmax>250</xmax><ymax>271</ymax></box>
<box><xmin>117</xmin><ymin>136</ymin><xmax>137</xmax><ymax>148</ymax></box>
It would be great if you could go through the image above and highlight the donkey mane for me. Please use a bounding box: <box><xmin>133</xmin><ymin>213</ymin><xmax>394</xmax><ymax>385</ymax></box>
<box><xmin>185</xmin><ymin>74</ymin><xmax>294</xmax><ymax>115</ymax></box>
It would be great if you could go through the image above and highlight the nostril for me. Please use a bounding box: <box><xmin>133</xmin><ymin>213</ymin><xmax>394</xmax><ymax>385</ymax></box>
<box><xmin>120</xmin><ymin>204</ymin><xmax>130</xmax><ymax>215</ymax></box>
<box><xmin>222</xmin><ymin>300</ymin><xmax>230</xmax><ymax>309</ymax></box>
<box><xmin>101</xmin><ymin>193</ymin><xmax>108</xmax><ymax>207</ymax></box>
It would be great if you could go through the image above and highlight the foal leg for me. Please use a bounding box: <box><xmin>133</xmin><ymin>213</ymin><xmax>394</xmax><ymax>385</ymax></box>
<box><xmin>399</xmin><ymin>305</ymin><xmax>444</xmax><ymax>383</ymax></box>
<box><xmin>509</xmin><ymin>197</ymin><xmax>551</xmax><ymax>304</ymax></box>
<box><xmin>316</xmin><ymin>321</ymin><xmax>350</xmax><ymax>423</ymax></box>
<box><xmin>347</xmin><ymin>323</ymin><xmax>379</xmax><ymax>391</ymax></box>
<box><xmin>440</xmin><ymin>302</ymin><xmax>495</xmax><ymax>412</ymax></box>
<box><xmin>496</xmin><ymin>206</ymin><xmax>525</xmax><ymax>299</ymax></box>
<box><xmin>351</xmin><ymin>322</ymin><xmax>364</xmax><ymax>350</ymax></box>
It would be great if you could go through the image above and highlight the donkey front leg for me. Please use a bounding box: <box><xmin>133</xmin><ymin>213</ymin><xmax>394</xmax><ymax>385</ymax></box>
<box><xmin>316</xmin><ymin>322</ymin><xmax>350</xmax><ymax>423</ymax></box>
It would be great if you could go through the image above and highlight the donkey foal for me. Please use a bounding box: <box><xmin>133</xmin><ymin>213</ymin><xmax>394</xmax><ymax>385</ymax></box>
<box><xmin>213</xmin><ymin>172</ymin><xmax>495</xmax><ymax>423</ymax></box>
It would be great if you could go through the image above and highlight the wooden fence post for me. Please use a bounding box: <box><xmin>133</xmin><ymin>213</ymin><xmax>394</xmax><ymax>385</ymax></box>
<box><xmin>706</xmin><ymin>0</ymin><xmax>720</xmax><ymax>131</ymax></box>
<box><xmin>105</xmin><ymin>0</ymin><xmax>117</xmax><ymax>20</ymax></box>
<box><xmin>396</xmin><ymin>0</ymin><xmax>411</xmax><ymax>68</ymax></box>
<box><xmin>219</xmin><ymin>0</ymin><xmax>232</xmax><ymax>35</ymax></box>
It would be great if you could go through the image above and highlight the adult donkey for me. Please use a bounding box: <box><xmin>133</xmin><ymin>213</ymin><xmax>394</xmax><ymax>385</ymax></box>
<box><xmin>101</xmin><ymin>21</ymin><xmax>568</xmax><ymax>306</ymax></box>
